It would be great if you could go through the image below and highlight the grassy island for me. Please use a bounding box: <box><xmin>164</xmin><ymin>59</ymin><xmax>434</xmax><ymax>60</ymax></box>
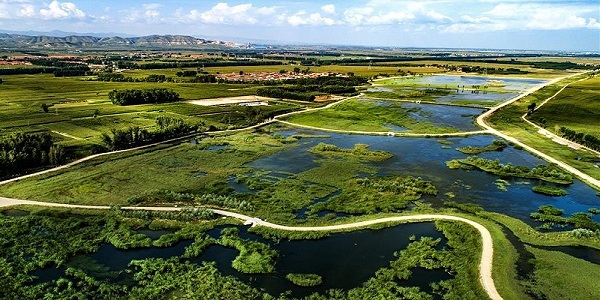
<box><xmin>310</xmin><ymin>143</ymin><xmax>393</xmax><ymax>161</ymax></box>
<box><xmin>456</xmin><ymin>140</ymin><xmax>508</xmax><ymax>154</ymax></box>
<box><xmin>531</xmin><ymin>185</ymin><xmax>568</xmax><ymax>196</ymax></box>
<box><xmin>530</xmin><ymin>205</ymin><xmax>599</xmax><ymax>230</ymax></box>
<box><xmin>446</xmin><ymin>156</ymin><xmax>574</xmax><ymax>184</ymax></box>
<box><xmin>285</xmin><ymin>273</ymin><xmax>323</xmax><ymax>287</ymax></box>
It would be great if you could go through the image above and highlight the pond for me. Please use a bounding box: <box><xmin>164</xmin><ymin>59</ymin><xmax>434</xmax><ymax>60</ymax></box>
<box><xmin>401</xmin><ymin>102</ymin><xmax>485</xmax><ymax>131</ymax></box>
<box><xmin>375</xmin><ymin>75</ymin><xmax>546</xmax><ymax>106</ymax></box>
<box><xmin>196</xmin><ymin>223</ymin><xmax>449</xmax><ymax>298</ymax></box>
<box><xmin>246</xmin><ymin>130</ymin><xmax>600</xmax><ymax>226</ymax></box>
<box><xmin>409</xmin><ymin>75</ymin><xmax>546</xmax><ymax>92</ymax></box>
<box><xmin>34</xmin><ymin>223</ymin><xmax>450</xmax><ymax>298</ymax></box>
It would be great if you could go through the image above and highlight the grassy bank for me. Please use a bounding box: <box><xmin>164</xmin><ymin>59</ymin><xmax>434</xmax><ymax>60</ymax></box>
<box><xmin>530</xmin><ymin>75</ymin><xmax>600</xmax><ymax>137</ymax></box>
<box><xmin>284</xmin><ymin>98</ymin><xmax>459</xmax><ymax>134</ymax></box>
<box><xmin>486</xmin><ymin>72</ymin><xmax>600</xmax><ymax>181</ymax></box>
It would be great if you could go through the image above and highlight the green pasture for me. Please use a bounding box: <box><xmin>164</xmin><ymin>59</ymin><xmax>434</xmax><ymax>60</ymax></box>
<box><xmin>0</xmin><ymin>132</ymin><xmax>297</xmax><ymax>206</ymax></box>
<box><xmin>487</xmin><ymin>73</ymin><xmax>600</xmax><ymax>181</ymax></box>
<box><xmin>0</xmin><ymin>73</ymin><xmax>303</xmax><ymax>151</ymax></box>
<box><xmin>283</xmin><ymin>98</ymin><xmax>458</xmax><ymax>134</ymax></box>
<box><xmin>526</xmin><ymin>246</ymin><xmax>600</xmax><ymax>300</ymax></box>
<box><xmin>531</xmin><ymin>75</ymin><xmax>600</xmax><ymax>136</ymax></box>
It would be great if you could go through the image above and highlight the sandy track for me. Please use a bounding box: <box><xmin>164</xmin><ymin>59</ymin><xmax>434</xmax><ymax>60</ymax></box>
<box><xmin>0</xmin><ymin>197</ymin><xmax>501</xmax><ymax>300</ymax></box>
<box><xmin>476</xmin><ymin>71</ymin><xmax>600</xmax><ymax>189</ymax></box>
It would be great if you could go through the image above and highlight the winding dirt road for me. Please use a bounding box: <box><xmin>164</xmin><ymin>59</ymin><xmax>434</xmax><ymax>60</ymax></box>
<box><xmin>0</xmin><ymin>196</ymin><xmax>501</xmax><ymax>300</ymax></box>
<box><xmin>276</xmin><ymin>120</ymin><xmax>490</xmax><ymax>137</ymax></box>
<box><xmin>3</xmin><ymin>73</ymin><xmax>597</xmax><ymax>300</ymax></box>
<box><xmin>476</xmin><ymin>72</ymin><xmax>600</xmax><ymax>189</ymax></box>
<box><xmin>520</xmin><ymin>77</ymin><xmax>600</xmax><ymax>157</ymax></box>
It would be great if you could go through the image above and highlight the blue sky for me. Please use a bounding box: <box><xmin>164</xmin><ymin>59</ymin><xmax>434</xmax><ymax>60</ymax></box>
<box><xmin>0</xmin><ymin>0</ymin><xmax>598</xmax><ymax>51</ymax></box>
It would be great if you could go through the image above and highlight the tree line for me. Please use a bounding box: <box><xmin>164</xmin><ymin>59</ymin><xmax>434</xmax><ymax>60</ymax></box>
<box><xmin>558</xmin><ymin>127</ymin><xmax>600</xmax><ymax>151</ymax></box>
<box><xmin>136</xmin><ymin>60</ymin><xmax>283</xmax><ymax>70</ymax></box>
<box><xmin>0</xmin><ymin>132</ymin><xmax>64</xmax><ymax>179</ymax></box>
<box><xmin>459</xmin><ymin>65</ymin><xmax>528</xmax><ymax>75</ymax></box>
<box><xmin>52</xmin><ymin>65</ymin><xmax>91</xmax><ymax>77</ymax></box>
<box><xmin>101</xmin><ymin>116</ymin><xmax>199</xmax><ymax>150</ymax></box>
<box><xmin>108</xmin><ymin>88</ymin><xmax>180</xmax><ymax>105</ymax></box>
<box><xmin>256</xmin><ymin>75</ymin><xmax>365</xmax><ymax>101</ymax></box>
<box><xmin>97</xmin><ymin>72</ymin><xmax>217</xmax><ymax>84</ymax></box>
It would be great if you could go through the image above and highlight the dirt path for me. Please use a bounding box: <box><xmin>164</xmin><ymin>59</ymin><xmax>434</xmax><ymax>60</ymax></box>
<box><xmin>0</xmin><ymin>197</ymin><xmax>501</xmax><ymax>300</ymax></box>
<box><xmin>476</xmin><ymin>71</ymin><xmax>600</xmax><ymax>189</ymax></box>
<box><xmin>276</xmin><ymin>120</ymin><xmax>490</xmax><ymax>137</ymax></box>
<box><xmin>520</xmin><ymin>77</ymin><xmax>600</xmax><ymax>157</ymax></box>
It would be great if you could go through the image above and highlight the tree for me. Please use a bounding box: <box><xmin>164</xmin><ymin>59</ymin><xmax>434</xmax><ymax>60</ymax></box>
<box><xmin>239</xmin><ymin>70</ymin><xmax>244</xmax><ymax>75</ymax></box>
<box><xmin>293</xmin><ymin>67</ymin><xmax>301</xmax><ymax>74</ymax></box>
<box><xmin>527</xmin><ymin>102</ymin><xmax>537</xmax><ymax>114</ymax></box>
<box><xmin>0</xmin><ymin>78</ymin><xmax>3</xmax><ymax>84</ymax></box>
<box><xmin>41</xmin><ymin>103</ymin><xmax>49</xmax><ymax>113</ymax></box>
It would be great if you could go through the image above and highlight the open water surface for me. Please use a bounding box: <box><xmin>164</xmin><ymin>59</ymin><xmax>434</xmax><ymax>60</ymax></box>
<box><xmin>248</xmin><ymin>130</ymin><xmax>600</xmax><ymax>225</ymax></box>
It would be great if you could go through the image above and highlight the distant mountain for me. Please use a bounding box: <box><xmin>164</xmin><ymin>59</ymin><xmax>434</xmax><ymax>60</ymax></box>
<box><xmin>0</xmin><ymin>29</ymin><xmax>134</xmax><ymax>38</ymax></box>
<box><xmin>0</xmin><ymin>33</ymin><xmax>237</xmax><ymax>49</ymax></box>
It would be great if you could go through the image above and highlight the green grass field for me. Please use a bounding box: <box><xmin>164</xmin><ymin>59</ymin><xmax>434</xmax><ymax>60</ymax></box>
<box><xmin>526</xmin><ymin>246</ymin><xmax>600</xmax><ymax>300</ymax></box>
<box><xmin>283</xmin><ymin>98</ymin><xmax>459</xmax><ymax>134</ymax></box>
<box><xmin>0</xmin><ymin>74</ymin><xmax>303</xmax><ymax>154</ymax></box>
<box><xmin>531</xmin><ymin>75</ymin><xmax>600</xmax><ymax>137</ymax></box>
<box><xmin>487</xmin><ymin>73</ymin><xmax>600</xmax><ymax>181</ymax></box>
<box><xmin>0</xmin><ymin>132</ymin><xmax>296</xmax><ymax>206</ymax></box>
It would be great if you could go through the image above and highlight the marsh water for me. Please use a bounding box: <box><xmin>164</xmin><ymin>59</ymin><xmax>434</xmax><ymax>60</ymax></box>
<box><xmin>35</xmin><ymin>223</ymin><xmax>450</xmax><ymax>298</ymax></box>
<box><xmin>371</xmin><ymin>75</ymin><xmax>547</xmax><ymax>106</ymax></box>
<box><xmin>248</xmin><ymin>130</ymin><xmax>600</xmax><ymax>225</ymax></box>
<box><xmin>410</xmin><ymin>75</ymin><xmax>546</xmax><ymax>92</ymax></box>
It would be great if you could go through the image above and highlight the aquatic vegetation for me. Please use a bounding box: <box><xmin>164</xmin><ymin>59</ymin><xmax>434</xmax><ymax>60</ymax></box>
<box><xmin>530</xmin><ymin>205</ymin><xmax>599</xmax><ymax>231</ymax></box>
<box><xmin>315</xmin><ymin>176</ymin><xmax>438</xmax><ymax>215</ymax></box>
<box><xmin>456</xmin><ymin>140</ymin><xmax>508</xmax><ymax>154</ymax></box>
<box><xmin>495</xmin><ymin>179</ymin><xmax>510</xmax><ymax>191</ymax></box>
<box><xmin>446</xmin><ymin>156</ymin><xmax>574</xmax><ymax>184</ymax></box>
<box><xmin>285</xmin><ymin>273</ymin><xmax>323</xmax><ymax>287</ymax></box>
<box><xmin>310</xmin><ymin>143</ymin><xmax>393</xmax><ymax>161</ymax></box>
<box><xmin>531</xmin><ymin>185</ymin><xmax>568</xmax><ymax>196</ymax></box>
<box><xmin>445</xmin><ymin>192</ymin><xmax>456</xmax><ymax>198</ymax></box>
<box><xmin>357</xmin><ymin>176</ymin><xmax>438</xmax><ymax>197</ymax></box>
<box><xmin>219</xmin><ymin>227</ymin><xmax>278</xmax><ymax>274</ymax></box>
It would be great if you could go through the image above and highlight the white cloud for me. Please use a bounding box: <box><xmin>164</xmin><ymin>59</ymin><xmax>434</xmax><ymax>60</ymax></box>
<box><xmin>142</xmin><ymin>3</ymin><xmax>162</xmax><ymax>11</ymax></box>
<box><xmin>285</xmin><ymin>10</ymin><xmax>337</xmax><ymax>26</ymax></box>
<box><xmin>18</xmin><ymin>4</ymin><xmax>34</xmax><ymax>17</ymax></box>
<box><xmin>484</xmin><ymin>3</ymin><xmax>600</xmax><ymax>30</ymax></box>
<box><xmin>141</xmin><ymin>3</ymin><xmax>161</xmax><ymax>21</ymax></box>
<box><xmin>342</xmin><ymin>1</ymin><xmax>451</xmax><ymax>26</ymax></box>
<box><xmin>0</xmin><ymin>4</ymin><xmax>9</xmax><ymax>18</ymax></box>
<box><xmin>191</xmin><ymin>2</ymin><xmax>257</xmax><ymax>24</ymax></box>
<box><xmin>39</xmin><ymin>1</ymin><xmax>85</xmax><ymax>19</ymax></box>
<box><xmin>321</xmin><ymin>4</ymin><xmax>335</xmax><ymax>14</ymax></box>
<box><xmin>181</xmin><ymin>2</ymin><xmax>278</xmax><ymax>25</ymax></box>
<box><xmin>526</xmin><ymin>9</ymin><xmax>599</xmax><ymax>30</ymax></box>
